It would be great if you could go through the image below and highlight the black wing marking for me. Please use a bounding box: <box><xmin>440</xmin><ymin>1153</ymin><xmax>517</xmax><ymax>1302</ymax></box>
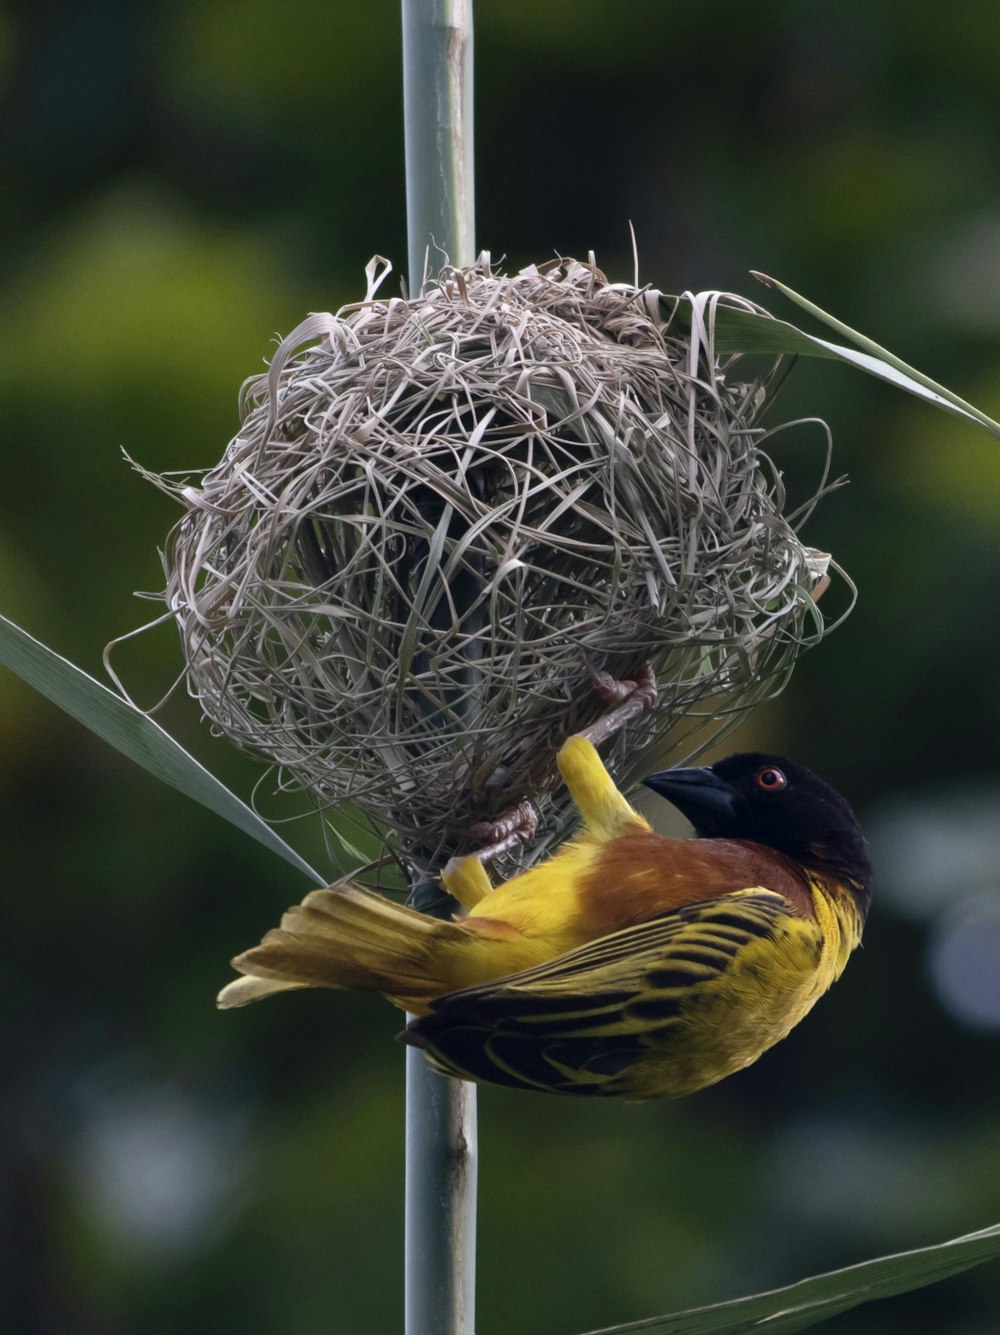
<box><xmin>403</xmin><ymin>889</ymin><xmax>793</xmax><ymax>1097</ymax></box>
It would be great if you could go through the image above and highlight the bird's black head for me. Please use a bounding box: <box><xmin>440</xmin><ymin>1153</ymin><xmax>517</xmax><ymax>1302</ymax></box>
<box><xmin>642</xmin><ymin>752</ymin><xmax>872</xmax><ymax>907</ymax></box>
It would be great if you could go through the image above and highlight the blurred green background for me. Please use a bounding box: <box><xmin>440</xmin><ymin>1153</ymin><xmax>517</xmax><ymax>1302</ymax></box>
<box><xmin>3</xmin><ymin>2</ymin><xmax>1000</xmax><ymax>1332</ymax></box>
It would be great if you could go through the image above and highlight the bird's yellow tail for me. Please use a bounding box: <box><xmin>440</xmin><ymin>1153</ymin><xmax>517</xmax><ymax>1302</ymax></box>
<box><xmin>216</xmin><ymin>886</ymin><xmax>471</xmax><ymax>1013</ymax></box>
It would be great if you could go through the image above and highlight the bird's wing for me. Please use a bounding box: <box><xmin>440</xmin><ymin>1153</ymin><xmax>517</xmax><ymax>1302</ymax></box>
<box><xmin>403</xmin><ymin>888</ymin><xmax>814</xmax><ymax>1097</ymax></box>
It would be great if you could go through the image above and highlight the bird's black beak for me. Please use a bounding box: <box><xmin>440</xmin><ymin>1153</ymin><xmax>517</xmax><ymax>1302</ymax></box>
<box><xmin>641</xmin><ymin>765</ymin><xmax>739</xmax><ymax>823</ymax></box>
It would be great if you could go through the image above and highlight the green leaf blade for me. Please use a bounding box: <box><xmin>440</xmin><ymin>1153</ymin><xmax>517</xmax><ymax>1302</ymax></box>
<box><xmin>576</xmin><ymin>1221</ymin><xmax>1000</xmax><ymax>1334</ymax></box>
<box><xmin>715</xmin><ymin>277</ymin><xmax>1000</xmax><ymax>439</ymax></box>
<box><xmin>0</xmin><ymin>612</ymin><xmax>326</xmax><ymax>885</ymax></box>
<box><xmin>671</xmin><ymin>285</ymin><xmax>1000</xmax><ymax>440</ymax></box>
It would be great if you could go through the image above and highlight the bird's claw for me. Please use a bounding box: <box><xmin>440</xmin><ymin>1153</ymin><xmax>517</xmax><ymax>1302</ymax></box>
<box><xmin>588</xmin><ymin>660</ymin><xmax>657</xmax><ymax>708</ymax></box>
<box><xmin>579</xmin><ymin>662</ymin><xmax>658</xmax><ymax>748</ymax></box>
<box><xmin>464</xmin><ymin>799</ymin><xmax>539</xmax><ymax>867</ymax></box>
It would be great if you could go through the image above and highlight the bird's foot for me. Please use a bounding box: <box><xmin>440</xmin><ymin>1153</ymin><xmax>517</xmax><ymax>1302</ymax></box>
<box><xmin>464</xmin><ymin>799</ymin><xmax>539</xmax><ymax>867</ymax></box>
<box><xmin>579</xmin><ymin>661</ymin><xmax>658</xmax><ymax>748</ymax></box>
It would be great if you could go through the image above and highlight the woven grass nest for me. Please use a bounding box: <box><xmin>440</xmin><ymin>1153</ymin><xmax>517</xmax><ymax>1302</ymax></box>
<box><xmin>154</xmin><ymin>254</ymin><xmax>844</xmax><ymax>872</ymax></box>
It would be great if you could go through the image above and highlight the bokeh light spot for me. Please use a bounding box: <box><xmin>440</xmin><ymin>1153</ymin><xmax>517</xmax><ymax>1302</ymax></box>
<box><xmin>928</xmin><ymin>898</ymin><xmax>1000</xmax><ymax>1030</ymax></box>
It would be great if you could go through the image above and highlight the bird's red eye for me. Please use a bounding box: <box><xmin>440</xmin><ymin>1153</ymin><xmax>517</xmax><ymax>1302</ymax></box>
<box><xmin>756</xmin><ymin>766</ymin><xmax>787</xmax><ymax>792</ymax></box>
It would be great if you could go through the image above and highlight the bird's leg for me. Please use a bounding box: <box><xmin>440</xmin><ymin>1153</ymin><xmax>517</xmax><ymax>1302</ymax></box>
<box><xmin>556</xmin><ymin>663</ymin><xmax>658</xmax><ymax>839</ymax></box>
<box><xmin>442</xmin><ymin>799</ymin><xmax>539</xmax><ymax>910</ymax></box>
<box><xmin>443</xmin><ymin>667</ymin><xmax>657</xmax><ymax>901</ymax></box>
<box><xmin>579</xmin><ymin>661</ymin><xmax>658</xmax><ymax>747</ymax></box>
<box><xmin>441</xmin><ymin>855</ymin><xmax>493</xmax><ymax>911</ymax></box>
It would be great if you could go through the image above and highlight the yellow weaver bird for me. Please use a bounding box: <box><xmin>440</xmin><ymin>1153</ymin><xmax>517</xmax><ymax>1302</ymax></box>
<box><xmin>218</xmin><ymin>731</ymin><xmax>871</xmax><ymax>1100</ymax></box>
